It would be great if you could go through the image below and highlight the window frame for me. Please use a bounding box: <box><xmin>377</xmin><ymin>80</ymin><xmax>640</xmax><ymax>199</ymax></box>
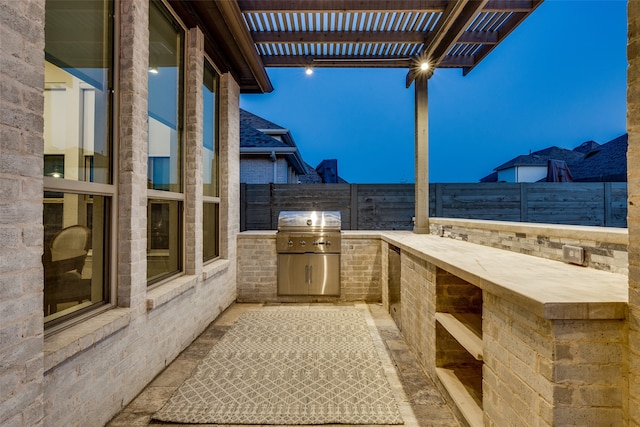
<box><xmin>202</xmin><ymin>57</ymin><xmax>221</xmax><ymax>263</ymax></box>
<box><xmin>43</xmin><ymin>0</ymin><xmax>118</xmax><ymax>332</ymax></box>
<box><xmin>146</xmin><ymin>0</ymin><xmax>188</xmax><ymax>286</ymax></box>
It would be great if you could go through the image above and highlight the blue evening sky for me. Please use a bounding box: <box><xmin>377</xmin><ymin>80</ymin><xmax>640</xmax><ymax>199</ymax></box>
<box><xmin>240</xmin><ymin>0</ymin><xmax>627</xmax><ymax>183</ymax></box>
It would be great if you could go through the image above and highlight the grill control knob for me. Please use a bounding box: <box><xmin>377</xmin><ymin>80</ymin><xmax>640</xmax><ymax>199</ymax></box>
<box><xmin>288</xmin><ymin>240</ymin><xmax>293</xmax><ymax>247</ymax></box>
<box><xmin>300</xmin><ymin>240</ymin><xmax>306</xmax><ymax>246</ymax></box>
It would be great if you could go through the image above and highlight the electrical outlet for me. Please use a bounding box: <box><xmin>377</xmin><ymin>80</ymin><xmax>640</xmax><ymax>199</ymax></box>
<box><xmin>562</xmin><ymin>245</ymin><xmax>585</xmax><ymax>265</ymax></box>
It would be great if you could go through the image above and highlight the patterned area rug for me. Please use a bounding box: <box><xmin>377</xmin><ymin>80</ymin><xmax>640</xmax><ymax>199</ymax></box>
<box><xmin>153</xmin><ymin>308</ymin><xmax>404</xmax><ymax>425</ymax></box>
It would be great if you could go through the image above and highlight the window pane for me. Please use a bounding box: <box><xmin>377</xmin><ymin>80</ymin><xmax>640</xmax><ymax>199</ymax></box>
<box><xmin>147</xmin><ymin>199</ymin><xmax>182</xmax><ymax>282</ymax></box>
<box><xmin>203</xmin><ymin>203</ymin><xmax>219</xmax><ymax>261</ymax></box>
<box><xmin>148</xmin><ymin>0</ymin><xmax>183</xmax><ymax>193</ymax></box>
<box><xmin>44</xmin><ymin>0</ymin><xmax>113</xmax><ymax>184</ymax></box>
<box><xmin>203</xmin><ymin>62</ymin><xmax>219</xmax><ymax>198</ymax></box>
<box><xmin>44</xmin><ymin>192</ymin><xmax>110</xmax><ymax>323</ymax></box>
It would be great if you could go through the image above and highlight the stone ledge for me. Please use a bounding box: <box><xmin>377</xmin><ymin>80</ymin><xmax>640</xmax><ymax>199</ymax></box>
<box><xmin>146</xmin><ymin>275</ymin><xmax>198</xmax><ymax>311</ymax></box>
<box><xmin>430</xmin><ymin>218</ymin><xmax>628</xmax><ymax>245</ymax></box>
<box><xmin>44</xmin><ymin>308</ymin><xmax>131</xmax><ymax>373</ymax></box>
<box><xmin>202</xmin><ymin>258</ymin><xmax>230</xmax><ymax>280</ymax></box>
<box><xmin>380</xmin><ymin>231</ymin><xmax>628</xmax><ymax>320</ymax></box>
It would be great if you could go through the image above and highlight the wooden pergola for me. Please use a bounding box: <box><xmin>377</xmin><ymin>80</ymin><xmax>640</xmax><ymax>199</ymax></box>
<box><xmin>175</xmin><ymin>0</ymin><xmax>542</xmax><ymax>232</ymax></box>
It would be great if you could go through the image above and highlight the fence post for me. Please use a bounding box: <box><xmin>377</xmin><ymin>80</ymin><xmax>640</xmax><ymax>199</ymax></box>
<box><xmin>520</xmin><ymin>184</ymin><xmax>528</xmax><ymax>222</ymax></box>
<box><xmin>240</xmin><ymin>183</ymin><xmax>247</xmax><ymax>231</ymax></box>
<box><xmin>604</xmin><ymin>182</ymin><xmax>612</xmax><ymax>226</ymax></box>
<box><xmin>350</xmin><ymin>184</ymin><xmax>358</xmax><ymax>230</ymax></box>
<box><xmin>435</xmin><ymin>183</ymin><xmax>443</xmax><ymax>217</ymax></box>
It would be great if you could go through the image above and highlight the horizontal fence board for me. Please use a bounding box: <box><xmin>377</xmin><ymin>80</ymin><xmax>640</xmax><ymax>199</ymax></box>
<box><xmin>240</xmin><ymin>183</ymin><xmax>628</xmax><ymax>230</ymax></box>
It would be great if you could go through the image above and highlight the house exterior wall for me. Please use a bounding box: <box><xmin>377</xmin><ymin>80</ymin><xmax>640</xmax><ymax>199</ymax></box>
<box><xmin>0</xmin><ymin>1</ymin><xmax>239</xmax><ymax>426</ymax></box>
<box><xmin>627</xmin><ymin>1</ymin><xmax>640</xmax><ymax>424</ymax></box>
<box><xmin>498</xmin><ymin>166</ymin><xmax>547</xmax><ymax>183</ymax></box>
<box><xmin>0</xmin><ymin>0</ymin><xmax>46</xmax><ymax>425</ymax></box>
<box><xmin>240</xmin><ymin>156</ymin><xmax>297</xmax><ymax>184</ymax></box>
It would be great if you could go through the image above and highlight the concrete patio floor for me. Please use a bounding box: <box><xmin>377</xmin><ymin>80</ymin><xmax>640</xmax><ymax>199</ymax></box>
<box><xmin>106</xmin><ymin>303</ymin><xmax>460</xmax><ymax>427</ymax></box>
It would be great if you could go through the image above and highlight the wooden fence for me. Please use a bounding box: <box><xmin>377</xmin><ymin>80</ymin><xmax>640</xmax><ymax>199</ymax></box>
<box><xmin>240</xmin><ymin>182</ymin><xmax>628</xmax><ymax>230</ymax></box>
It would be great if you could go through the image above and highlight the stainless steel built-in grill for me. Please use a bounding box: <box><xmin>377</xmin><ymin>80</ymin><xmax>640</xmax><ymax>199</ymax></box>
<box><xmin>276</xmin><ymin>211</ymin><xmax>341</xmax><ymax>296</ymax></box>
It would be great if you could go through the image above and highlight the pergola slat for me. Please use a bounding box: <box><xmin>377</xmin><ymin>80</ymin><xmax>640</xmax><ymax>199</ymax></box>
<box><xmin>235</xmin><ymin>0</ymin><xmax>541</xmax><ymax>78</ymax></box>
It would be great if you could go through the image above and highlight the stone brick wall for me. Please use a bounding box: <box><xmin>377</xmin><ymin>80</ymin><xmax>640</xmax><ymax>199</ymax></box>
<box><xmin>35</xmin><ymin>3</ymin><xmax>241</xmax><ymax>426</ymax></box>
<box><xmin>236</xmin><ymin>232</ymin><xmax>381</xmax><ymax>302</ymax></box>
<box><xmin>399</xmin><ymin>251</ymin><xmax>437</xmax><ymax>375</ymax></box>
<box><xmin>0</xmin><ymin>0</ymin><xmax>46</xmax><ymax>425</ymax></box>
<box><xmin>484</xmin><ymin>293</ymin><xmax>625</xmax><ymax>426</ymax></box>
<box><xmin>184</xmin><ymin>28</ymin><xmax>204</xmax><ymax>276</ymax></box>
<box><xmin>483</xmin><ymin>293</ymin><xmax>555</xmax><ymax>426</ymax></box>
<box><xmin>429</xmin><ymin>218</ymin><xmax>628</xmax><ymax>274</ymax></box>
<box><xmin>341</xmin><ymin>237</ymin><xmax>381</xmax><ymax>301</ymax></box>
<box><xmin>240</xmin><ymin>157</ymin><xmax>294</xmax><ymax>184</ymax></box>
<box><xmin>628</xmin><ymin>2</ymin><xmax>640</xmax><ymax>424</ymax></box>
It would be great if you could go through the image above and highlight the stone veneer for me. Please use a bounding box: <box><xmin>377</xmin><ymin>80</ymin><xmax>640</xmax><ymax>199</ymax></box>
<box><xmin>429</xmin><ymin>218</ymin><xmax>628</xmax><ymax>274</ymax></box>
<box><xmin>236</xmin><ymin>232</ymin><xmax>381</xmax><ymax>302</ymax></box>
<box><xmin>628</xmin><ymin>1</ymin><xmax>640</xmax><ymax>424</ymax></box>
<box><xmin>0</xmin><ymin>1</ymin><xmax>240</xmax><ymax>425</ymax></box>
<box><xmin>0</xmin><ymin>0</ymin><xmax>46</xmax><ymax>425</ymax></box>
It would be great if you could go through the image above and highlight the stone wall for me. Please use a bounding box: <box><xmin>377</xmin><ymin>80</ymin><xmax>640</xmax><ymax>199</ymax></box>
<box><xmin>0</xmin><ymin>1</ymin><xmax>241</xmax><ymax>425</ymax></box>
<box><xmin>484</xmin><ymin>294</ymin><xmax>626</xmax><ymax>426</ymax></box>
<box><xmin>429</xmin><ymin>218</ymin><xmax>628</xmax><ymax>274</ymax></box>
<box><xmin>236</xmin><ymin>232</ymin><xmax>382</xmax><ymax>302</ymax></box>
<box><xmin>0</xmin><ymin>0</ymin><xmax>46</xmax><ymax>425</ymax></box>
<box><xmin>381</xmin><ymin>236</ymin><xmax>627</xmax><ymax>427</ymax></box>
<box><xmin>628</xmin><ymin>2</ymin><xmax>640</xmax><ymax>424</ymax></box>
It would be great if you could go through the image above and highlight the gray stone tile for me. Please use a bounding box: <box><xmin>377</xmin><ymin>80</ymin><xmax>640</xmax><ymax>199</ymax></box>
<box><xmin>149</xmin><ymin>359</ymin><xmax>199</xmax><ymax>387</ymax></box>
<box><xmin>106</xmin><ymin>412</ymin><xmax>152</xmax><ymax>426</ymax></box>
<box><xmin>126</xmin><ymin>386</ymin><xmax>176</xmax><ymax>414</ymax></box>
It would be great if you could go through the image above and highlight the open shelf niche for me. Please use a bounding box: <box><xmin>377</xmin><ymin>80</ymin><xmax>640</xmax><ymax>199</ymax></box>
<box><xmin>434</xmin><ymin>267</ymin><xmax>484</xmax><ymax>427</ymax></box>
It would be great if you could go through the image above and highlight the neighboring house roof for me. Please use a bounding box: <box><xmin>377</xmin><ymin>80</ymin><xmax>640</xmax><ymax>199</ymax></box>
<box><xmin>239</xmin><ymin>109</ymin><xmax>305</xmax><ymax>174</ymax></box>
<box><xmin>240</xmin><ymin>109</ymin><xmax>285</xmax><ymax>132</ymax></box>
<box><xmin>569</xmin><ymin>134</ymin><xmax>628</xmax><ymax>182</ymax></box>
<box><xmin>240</xmin><ymin>109</ymin><xmax>348</xmax><ymax>183</ymax></box>
<box><xmin>298</xmin><ymin>160</ymin><xmax>348</xmax><ymax>184</ymax></box>
<box><xmin>480</xmin><ymin>134</ymin><xmax>627</xmax><ymax>182</ymax></box>
<box><xmin>493</xmin><ymin>146</ymin><xmax>585</xmax><ymax>171</ymax></box>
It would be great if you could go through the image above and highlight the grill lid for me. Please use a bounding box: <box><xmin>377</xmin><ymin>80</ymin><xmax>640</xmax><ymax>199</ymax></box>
<box><xmin>277</xmin><ymin>211</ymin><xmax>341</xmax><ymax>231</ymax></box>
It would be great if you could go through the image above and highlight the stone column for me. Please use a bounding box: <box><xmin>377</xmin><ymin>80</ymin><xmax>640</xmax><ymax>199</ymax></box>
<box><xmin>118</xmin><ymin>0</ymin><xmax>149</xmax><ymax>315</ymax></box>
<box><xmin>0</xmin><ymin>0</ymin><xmax>46</xmax><ymax>425</ymax></box>
<box><xmin>628</xmin><ymin>1</ymin><xmax>640</xmax><ymax>424</ymax></box>
<box><xmin>414</xmin><ymin>76</ymin><xmax>430</xmax><ymax>234</ymax></box>
<box><xmin>219</xmin><ymin>73</ymin><xmax>240</xmax><ymax>271</ymax></box>
<box><xmin>184</xmin><ymin>28</ymin><xmax>204</xmax><ymax>276</ymax></box>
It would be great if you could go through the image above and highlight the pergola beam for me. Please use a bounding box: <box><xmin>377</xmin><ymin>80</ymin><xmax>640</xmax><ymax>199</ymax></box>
<box><xmin>406</xmin><ymin>0</ymin><xmax>488</xmax><ymax>86</ymax></box>
<box><xmin>262</xmin><ymin>55</ymin><xmax>412</xmax><ymax>68</ymax></box>
<box><xmin>484</xmin><ymin>0</ymin><xmax>537</xmax><ymax>12</ymax></box>
<box><xmin>237</xmin><ymin>0</ymin><xmax>448</xmax><ymax>12</ymax></box>
<box><xmin>251</xmin><ymin>29</ymin><xmax>498</xmax><ymax>45</ymax></box>
<box><xmin>461</xmin><ymin>4</ymin><xmax>542</xmax><ymax>75</ymax></box>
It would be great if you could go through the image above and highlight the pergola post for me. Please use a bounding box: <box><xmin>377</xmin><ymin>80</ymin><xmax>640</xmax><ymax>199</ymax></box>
<box><xmin>413</xmin><ymin>76</ymin><xmax>429</xmax><ymax>234</ymax></box>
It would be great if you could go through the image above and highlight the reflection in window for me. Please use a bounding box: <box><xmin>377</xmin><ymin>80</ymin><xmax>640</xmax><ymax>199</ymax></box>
<box><xmin>43</xmin><ymin>0</ymin><xmax>113</xmax><ymax>327</ymax></box>
<box><xmin>43</xmin><ymin>192</ymin><xmax>109</xmax><ymax>322</ymax></box>
<box><xmin>44</xmin><ymin>0</ymin><xmax>112</xmax><ymax>184</ymax></box>
<box><xmin>203</xmin><ymin>203</ymin><xmax>219</xmax><ymax>261</ymax></box>
<box><xmin>148</xmin><ymin>0</ymin><xmax>183</xmax><ymax>193</ymax></box>
<box><xmin>203</xmin><ymin>61</ymin><xmax>220</xmax><ymax>262</ymax></box>
<box><xmin>147</xmin><ymin>200</ymin><xmax>182</xmax><ymax>283</ymax></box>
<box><xmin>147</xmin><ymin>0</ymin><xmax>184</xmax><ymax>283</ymax></box>
<box><xmin>203</xmin><ymin>63</ymin><xmax>219</xmax><ymax>198</ymax></box>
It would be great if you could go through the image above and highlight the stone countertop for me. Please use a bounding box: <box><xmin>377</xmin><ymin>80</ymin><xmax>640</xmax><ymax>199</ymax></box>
<box><xmin>379</xmin><ymin>231</ymin><xmax>628</xmax><ymax>320</ymax></box>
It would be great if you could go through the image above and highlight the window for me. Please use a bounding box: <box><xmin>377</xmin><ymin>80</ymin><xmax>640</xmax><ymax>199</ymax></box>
<box><xmin>147</xmin><ymin>0</ymin><xmax>185</xmax><ymax>282</ymax></box>
<box><xmin>203</xmin><ymin>61</ymin><xmax>220</xmax><ymax>261</ymax></box>
<box><xmin>43</xmin><ymin>0</ymin><xmax>113</xmax><ymax>325</ymax></box>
